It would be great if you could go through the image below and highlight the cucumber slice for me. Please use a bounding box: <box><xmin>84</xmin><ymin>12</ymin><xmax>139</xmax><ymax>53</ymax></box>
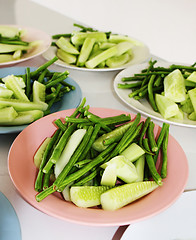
<box><xmin>108</xmin><ymin>34</ymin><xmax>143</xmax><ymax>46</ymax></box>
<box><xmin>134</xmin><ymin>155</ymin><xmax>145</xmax><ymax>182</ymax></box>
<box><xmin>34</xmin><ymin>137</ymin><xmax>51</xmax><ymax>168</ymax></box>
<box><xmin>0</xmin><ymin>26</ymin><xmax>20</xmax><ymax>38</ymax></box>
<box><xmin>106</xmin><ymin>53</ymin><xmax>130</xmax><ymax>68</ymax></box>
<box><xmin>57</xmin><ymin>48</ymin><xmax>77</xmax><ymax>64</ymax></box>
<box><xmin>54</xmin><ymin>129</ymin><xmax>87</xmax><ymax>178</ymax></box>
<box><xmin>115</xmin><ymin>41</ymin><xmax>134</xmax><ymax>56</ymax></box>
<box><xmin>32</xmin><ymin>81</ymin><xmax>48</xmax><ymax>110</ymax></box>
<box><xmin>155</xmin><ymin>94</ymin><xmax>180</xmax><ymax>119</ymax></box>
<box><xmin>85</xmin><ymin>46</ymin><xmax>118</xmax><ymax>69</ymax></box>
<box><xmin>0</xmin><ymin>110</ymin><xmax>44</xmax><ymax>125</ymax></box>
<box><xmin>13</xmin><ymin>49</ymin><xmax>22</xmax><ymax>60</ymax></box>
<box><xmin>0</xmin><ymin>86</ymin><xmax>13</xmax><ymax>98</ymax></box>
<box><xmin>0</xmin><ymin>54</ymin><xmax>14</xmax><ymax>63</ymax></box>
<box><xmin>0</xmin><ymin>98</ymin><xmax>48</xmax><ymax>111</ymax></box>
<box><xmin>120</xmin><ymin>143</ymin><xmax>145</xmax><ymax>162</ymax></box>
<box><xmin>169</xmin><ymin>108</ymin><xmax>184</xmax><ymax>120</ymax></box>
<box><xmin>56</xmin><ymin>37</ymin><xmax>79</xmax><ymax>55</ymax></box>
<box><xmin>70</xmin><ymin>185</ymin><xmax>110</xmax><ymax>208</ymax></box>
<box><xmin>164</xmin><ymin>69</ymin><xmax>186</xmax><ymax>103</ymax></box>
<box><xmin>2</xmin><ymin>75</ymin><xmax>26</xmax><ymax>88</ymax></box>
<box><xmin>4</xmin><ymin>75</ymin><xmax>29</xmax><ymax>101</ymax></box>
<box><xmin>187</xmin><ymin>71</ymin><xmax>196</xmax><ymax>83</ymax></box>
<box><xmin>101</xmin><ymin>155</ymin><xmax>138</xmax><ymax>183</ymax></box>
<box><xmin>188</xmin><ymin>88</ymin><xmax>196</xmax><ymax>114</ymax></box>
<box><xmin>188</xmin><ymin>111</ymin><xmax>196</xmax><ymax>121</ymax></box>
<box><xmin>101</xmin><ymin>164</ymin><xmax>117</xmax><ymax>186</ymax></box>
<box><xmin>0</xmin><ymin>107</ymin><xmax>18</xmax><ymax>123</ymax></box>
<box><xmin>77</xmin><ymin>37</ymin><xmax>95</xmax><ymax>67</ymax></box>
<box><xmin>180</xmin><ymin>96</ymin><xmax>194</xmax><ymax>114</ymax></box>
<box><xmin>71</xmin><ymin>32</ymin><xmax>107</xmax><ymax>45</ymax></box>
<box><xmin>0</xmin><ymin>43</ymin><xmax>30</xmax><ymax>53</ymax></box>
<box><xmin>101</xmin><ymin>181</ymin><xmax>159</xmax><ymax>211</ymax></box>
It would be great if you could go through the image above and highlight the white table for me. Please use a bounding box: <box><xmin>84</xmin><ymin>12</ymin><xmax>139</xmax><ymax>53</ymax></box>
<box><xmin>0</xmin><ymin>1</ymin><xmax>196</xmax><ymax>239</ymax></box>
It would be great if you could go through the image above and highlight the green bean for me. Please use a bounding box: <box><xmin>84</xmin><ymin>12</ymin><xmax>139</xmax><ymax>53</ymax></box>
<box><xmin>148</xmin><ymin>74</ymin><xmax>158</xmax><ymax>112</ymax></box>
<box><xmin>78</xmin><ymin>124</ymin><xmax>101</xmax><ymax>161</ymax></box>
<box><xmin>153</xmin><ymin>75</ymin><xmax>163</xmax><ymax>87</ymax></box>
<box><xmin>139</xmin><ymin>117</ymin><xmax>151</xmax><ymax>147</ymax></box>
<box><xmin>53</xmin><ymin>126</ymin><xmax>94</xmax><ymax>190</ymax></box>
<box><xmin>46</xmin><ymin>123</ymin><xmax>77</xmax><ymax>166</ymax></box>
<box><xmin>161</xmin><ymin>125</ymin><xmax>169</xmax><ymax>178</ymax></box>
<box><xmin>142</xmin><ymin>138</ymin><xmax>162</xmax><ymax>186</ymax></box>
<box><xmin>64</xmin><ymin>117</ymin><xmax>90</xmax><ymax>124</ymax></box>
<box><xmin>153</xmin><ymin>123</ymin><xmax>170</xmax><ymax>164</ymax></box>
<box><xmin>117</xmin><ymin>82</ymin><xmax>142</xmax><ymax>89</ymax></box>
<box><xmin>44</xmin><ymin>84</ymin><xmax>62</xmax><ymax>115</ymax></box>
<box><xmin>86</xmin><ymin>112</ymin><xmax>112</xmax><ymax>132</ymax></box>
<box><xmin>99</xmin><ymin>114</ymin><xmax>131</xmax><ymax>125</ymax></box>
<box><xmin>43</xmin><ymin>168</ymin><xmax>53</xmax><ymax>190</ymax></box>
<box><xmin>141</xmin><ymin>60</ymin><xmax>157</xmax><ymax>87</ymax></box>
<box><xmin>25</xmin><ymin>67</ymin><xmax>31</xmax><ymax>98</ymax></box>
<box><xmin>74</xmin><ymin>169</ymin><xmax>100</xmax><ymax>186</ymax></box>
<box><xmin>121</xmin><ymin>76</ymin><xmax>144</xmax><ymax>82</ymax></box>
<box><xmin>54</xmin><ymin>119</ymin><xmax>67</xmax><ymax>131</ymax></box>
<box><xmin>45</xmin><ymin>72</ymin><xmax>69</xmax><ymax>89</ymax></box>
<box><xmin>30</xmin><ymin>56</ymin><xmax>58</xmax><ymax>78</ymax></box>
<box><xmin>74</xmin><ymin>159</ymin><xmax>92</xmax><ymax>168</ymax></box>
<box><xmin>170</xmin><ymin>64</ymin><xmax>196</xmax><ymax>71</ymax></box>
<box><xmin>34</xmin><ymin>129</ymin><xmax>61</xmax><ymax>192</ymax></box>
<box><xmin>38</xmin><ymin>69</ymin><xmax>48</xmax><ymax>83</ymax></box>
<box><xmin>128</xmin><ymin>84</ymin><xmax>148</xmax><ymax>98</ymax></box>
<box><xmin>147</xmin><ymin>121</ymin><xmax>158</xmax><ymax>152</ymax></box>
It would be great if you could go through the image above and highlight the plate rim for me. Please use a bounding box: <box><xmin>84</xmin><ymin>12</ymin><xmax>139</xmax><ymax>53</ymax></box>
<box><xmin>0</xmin><ymin>24</ymin><xmax>52</xmax><ymax>66</ymax></box>
<box><xmin>0</xmin><ymin>66</ymin><xmax>82</xmax><ymax>134</ymax></box>
<box><xmin>114</xmin><ymin>61</ymin><xmax>196</xmax><ymax>128</ymax></box>
<box><xmin>8</xmin><ymin>107</ymin><xmax>189</xmax><ymax>226</ymax></box>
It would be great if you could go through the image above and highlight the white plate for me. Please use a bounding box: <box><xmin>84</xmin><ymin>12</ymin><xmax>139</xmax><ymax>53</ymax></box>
<box><xmin>114</xmin><ymin>61</ymin><xmax>196</xmax><ymax>128</ymax></box>
<box><xmin>121</xmin><ymin>190</ymin><xmax>196</xmax><ymax>240</ymax></box>
<box><xmin>0</xmin><ymin>25</ymin><xmax>51</xmax><ymax>66</ymax></box>
<box><xmin>42</xmin><ymin>38</ymin><xmax>150</xmax><ymax>72</ymax></box>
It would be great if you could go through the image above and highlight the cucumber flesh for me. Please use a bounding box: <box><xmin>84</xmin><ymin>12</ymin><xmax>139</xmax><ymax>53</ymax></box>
<box><xmin>77</xmin><ymin>37</ymin><xmax>95</xmax><ymax>67</ymax></box>
<box><xmin>32</xmin><ymin>81</ymin><xmax>48</xmax><ymax>110</ymax></box>
<box><xmin>0</xmin><ymin>43</ymin><xmax>30</xmax><ymax>53</ymax></box>
<box><xmin>0</xmin><ymin>98</ymin><xmax>48</xmax><ymax>111</ymax></box>
<box><xmin>188</xmin><ymin>88</ymin><xmax>196</xmax><ymax>114</ymax></box>
<box><xmin>155</xmin><ymin>94</ymin><xmax>180</xmax><ymax>119</ymax></box>
<box><xmin>2</xmin><ymin>75</ymin><xmax>26</xmax><ymax>88</ymax></box>
<box><xmin>0</xmin><ymin>54</ymin><xmax>14</xmax><ymax>63</ymax></box>
<box><xmin>0</xmin><ymin>86</ymin><xmax>13</xmax><ymax>98</ymax></box>
<box><xmin>57</xmin><ymin>48</ymin><xmax>77</xmax><ymax>64</ymax></box>
<box><xmin>164</xmin><ymin>69</ymin><xmax>186</xmax><ymax>103</ymax></box>
<box><xmin>70</xmin><ymin>185</ymin><xmax>110</xmax><ymax>208</ymax></box>
<box><xmin>54</xmin><ymin>129</ymin><xmax>87</xmax><ymax>178</ymax></box>
<box><xmin>0</xmin><ymin>107</ymin><xmax>18</xmax><ymax>123</ymax></box>
<box><xmin>106</xmin><ymin>53</ymin><xmax>130</xmax><ymax>68</ymax></box>
<box><xmin>101</xmin><ymin>164</ymin><xmax>117</xmax><ymax>186</ymax></box>
<box><xmin>56</xmin><ymin>37</ymin><xmax>79</xmax><ymax>55</ymax></box>
<box><xmin>101</xmin><ymin>155</ymin><xmax>138</xmax><ymax>183</ymax></box>
<box><xmin>134</xmin><ymin>155</ymin><xmax>145</xmax><ymax>182</ymax></box>
<box><xmin>101</xmin><ymin>181</ymin><xmax>159</xmax><ymax>211</ymax></box>
<box><xmin>187</xmin><ymin>71</ymin><xmax>196</xmax><ymax>83</ymax></box>
<box><xmin>0</xmin><ymin>110</ymin><xmax>44</xmax><ymax>125</ymax></box>
<box><xmin>4</xmin><ymin>75</ymin><xmax>29</xmax><ymax>101</ymax></box>
<box><xmin>0</xmin><ymin>26</ymin><xmax>21</xmax><ymax>38</ymax></box>
<box><xmin>120</xmin><ymin>143</ymin><xmax>145</xmax><ymax>162</ymax></box>
<box><xmin>34</xmin><ymin>137</ymin><xmax>51</xmax><ymax>168</ymax></box>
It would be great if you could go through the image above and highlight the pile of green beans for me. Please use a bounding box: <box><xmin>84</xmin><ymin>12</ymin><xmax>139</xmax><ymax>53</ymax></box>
<box><xmin>117</xmin><ymin>60</ymin><xmax>196</xmax><ymax>112</ymax></box>
<box><xmin>0</xmin><ymin>56</ymin><xmax>75</xmax><ymax>115</ymax></box>
<box><xmin>35</xmin><ymin>98</ymin><xmax>170</xmax><ymax>202</ymax></box>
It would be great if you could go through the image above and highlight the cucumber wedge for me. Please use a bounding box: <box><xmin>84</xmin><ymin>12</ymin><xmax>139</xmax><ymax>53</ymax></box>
<box><xmin>188</xmin><ymin>88</ymin><xmax>196</xmax><ymax>114</ymax></box>
<box><xmin>0</xmin><ymin>98</ymin><xmax>48</xmax><ymax>111</ymax></box>
<box><xmin>0</xmin><ymin>26</ymin><xmax>21</xmax><ymax>38</ymax></box>
<box><xmin>187</xmin><ymin>71</ymin><xmax>196</xmax><ymax>83</ymax></box>
<box><xmin>101</xmin><ymin>155</ymin><xmax>138</xmax><ymax>183</ymax></box>
<box><xmin>32</xmin><ymin>81</ymin><xmax>48</xmax><ymax>110</ymax></box>
<box><xmin>106</xmin><ymin>53</ymin><xmax>130</xmax><ymax>68</ymax></box>
<box><xmin>155</xmin><ymin>94</ymin><xmax>180</xmax><ymax>119</ymax></box>
<box><xmin>4</xmin><ymin>75</ymin><xmax>29</xmax><ymax>102</ymax></box>
<box><xmin>70</xmin><ymin>185</ymin><xmax>110</xmax><ymax>208</ymax></box>
<box><xmin>0</xmin><ymin>54</ymin><xmax>14</xmax><ymax>63</ymax></box>
<box><xmin>57</xmin><ymin>49</ymin><xmax>77</xmax><ymax>64</ymax></box>
<box><xmin>0</xmin><ymin>86</ymin><xmax>13</xmax><ymax>98</ymax></box>
<box><xmin>34</xmin><ymin>137</ymin><xmax>51</xmax><ymax>168</ymax></box>
<box><xmin>0</xmin><ymin>107</ymin><xmax>18</xmax><ymax>123</ymax></box>
<box><xmin>0</xmin><ymin>43</ymin><xmax>31</xmax><ymax>53</ymax></box>
<box><xmin>101</xmin><ymin>181</ymin><xmax>159</xmax><ymax>211</ymax></box>
<box><xmin>101</xmin><ymin>164</ymin><xmax>117</xmax><ymax>186</ymax></box>
<box><xmin>164</xmin><ymin>69</ymin><xmax>186</xmax><ymax>103</ymax></box>
<box><xmin>2</xmin><ymin>75</ymin><xmax>26</xmax><ymax>88</ymax></box>
<box><xmin>56</xmin><ymin>37</ymin><xmax>79</xmax><ymax>55</ymax></box>
<box><xmin>0</xmin><ymin>110</ymin><xmax>44</xmax><ymax>125</ymax></box>
<box><xmin>120</xmin><ymin>143</ymin><xmax>145</xmax><ymax>162</ymax></box>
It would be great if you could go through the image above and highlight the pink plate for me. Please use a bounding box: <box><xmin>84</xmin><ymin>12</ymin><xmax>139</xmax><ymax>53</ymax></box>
<box><xmin>8</xmin><ymin>108</ymin><xmax>189</xmax><ymax>226</ymax></box>
<box><xmin>0</xmin><ymin>25</ymin><xmax>51</xmax><ymax>66</ymax></box>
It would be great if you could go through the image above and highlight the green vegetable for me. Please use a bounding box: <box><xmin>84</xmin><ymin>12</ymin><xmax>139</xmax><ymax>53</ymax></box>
<box><xmin>34</xmin><ymin>137</ymin><xmax>51</xmax><ymax>168</ymax></box>
<box><xmin>56</xmin><ymin>37</ymin><xmax>79</xmax><ymax>55</ymax></box>
<box><xmin>120</xmin><ymin>143</ymin><xmax>145</xmax><ymax>162</ymax></box>
<box><xmin>100</xmin><ymin>181</ymin><xmax>158</xmax><ymax>211</ymax></box>
<box><xmin>188</xmin><ymin>88</ymin><xmax>196</xmax><ymax>114</ymax></box>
